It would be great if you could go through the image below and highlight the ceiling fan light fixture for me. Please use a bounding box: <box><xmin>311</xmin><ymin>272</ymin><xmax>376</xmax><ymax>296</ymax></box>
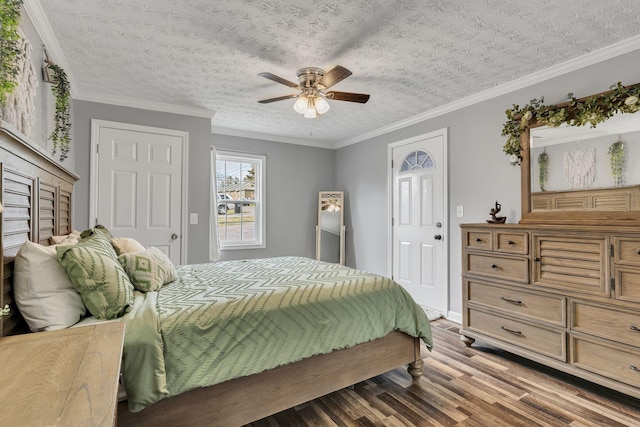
<box><xmin>303</xmin><ymin>102</ymin><xmax>318</xmax><ymax>118</ymax></box>
<box><xmin>315</xmin><ymin>96</ymin><xmax>330</xmax><ymax>115</ymax></box>
<box><xmin>293</xmin><ymin>95</ymin><xmax>309</xmax><ymax>114</ymax></box>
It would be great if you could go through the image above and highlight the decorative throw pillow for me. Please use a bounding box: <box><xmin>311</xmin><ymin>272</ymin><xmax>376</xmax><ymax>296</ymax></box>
<box><xmin>50</xmin><ymin>229</ymin><xmax>81</xmax><ymax>245</ymax></box>
<box><xmin>13</xmin><ymin>241</ymin><xmax>86</xmax><ymax>331</ymax></box>
<box><xmin>57</xmin><ymin>228</ymin><xmax>134</xmax><ymax>319</ymax></box>
<box><xmin>111</xmin><ymin>237</ymin><xmax>145</xmax><ymax>255</ymax></box>
<box><xmin>119</xmin><ymin>246</ymin><xmax>178</xmax><ymax>292</ymax></box>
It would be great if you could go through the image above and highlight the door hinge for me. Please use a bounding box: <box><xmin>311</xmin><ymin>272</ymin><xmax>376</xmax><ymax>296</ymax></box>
<box><xmin>96</xmin><ymin>144</ymin><xmax>100</xmax><ymax>154</ymax></box>
<box><xmin>610</xmin><ymin>244</ymin><xmax>614</xmax><ymax>257</ymax></box>
<box><xmin>611</xmin><ymin>277</ymin><xmax>615</xmax><ymax>291</ymax></box>
<box><xmin>391</xmin><ymin>159</ymin><xmax>394</xmax><ymax>169</ymax></box>
<box><xmin>95</xmin><ymin>218</ymin><xmax>99</xmax><ymax>226</ymax></box>
<box><xmin>391</xmin><ymin>217</ymin><xmax>394</xmax><ymax>226</ymax></box>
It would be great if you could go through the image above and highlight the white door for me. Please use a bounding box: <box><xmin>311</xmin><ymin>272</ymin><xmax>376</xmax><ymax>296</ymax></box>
<box><xmin>90</xmin><ymin>120</ymin><xmax>187</xmax><ymax>264</ymax></box>
<box><xmin>390</xmin><ymin>129</ymin><xmax>448</xmax><ymax>315</ymax></box>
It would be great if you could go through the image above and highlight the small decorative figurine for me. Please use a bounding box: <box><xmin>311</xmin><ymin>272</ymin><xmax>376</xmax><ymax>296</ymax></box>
<box><xmin>487</xmin><ymin>201</ymin><xmax>507</xmax><ymax>224</ymax></box>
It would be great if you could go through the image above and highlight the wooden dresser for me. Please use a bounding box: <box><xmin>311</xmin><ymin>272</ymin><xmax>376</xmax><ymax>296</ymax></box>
<box><xmin>460</xmin><ymin>223</ymin><xmax>640</xmax><ymax>398</ymax></box>
<box><xmin>0</xmin><ymin>322</ymin><xmax>125</xmax><ymax>426</ymax></box>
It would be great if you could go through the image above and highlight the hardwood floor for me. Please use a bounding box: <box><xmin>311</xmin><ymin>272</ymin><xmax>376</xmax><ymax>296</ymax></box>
<box><xmin>247</xmin><ymin>319</ymin><xmax>640</xmax><ymax>426</ymax></box>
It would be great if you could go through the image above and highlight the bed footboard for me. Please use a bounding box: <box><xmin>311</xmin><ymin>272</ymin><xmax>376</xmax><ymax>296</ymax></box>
<box><xmin>118</xmin><ymin>331</ymin><xmax>422</xmax><ymax>427</ymax></box>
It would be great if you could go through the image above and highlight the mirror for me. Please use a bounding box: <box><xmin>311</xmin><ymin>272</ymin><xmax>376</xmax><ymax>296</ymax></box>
<box><xmin>316</xmin><ymin>191</ymin><xmax>345</xmax><ymax>265</ymax></box>
<box><xmin>521</xmin><ymin>110</ymin><xmax>640</xmax><ymax>225</ymax></box>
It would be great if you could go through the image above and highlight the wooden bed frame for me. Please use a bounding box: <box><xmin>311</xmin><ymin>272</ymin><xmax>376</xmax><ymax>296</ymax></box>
<box><xmin>0</xmin><ymin>122</ymin><xmax>425</xmax><ymax>426</ymax></box>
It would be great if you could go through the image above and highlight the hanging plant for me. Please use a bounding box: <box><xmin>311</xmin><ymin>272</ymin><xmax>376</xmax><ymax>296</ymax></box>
<box><xmin>0</xmin><ymin>0</ymin><xmax>23</xmax><ymax>108</ymax></box>
<box><xmin>538</xmin><ymin>151</ymin><xmax>549</xmax><ymax>192</ymax></box>
<box><xmin>47</xmin><ymin>63</ymin><xmax>71</xmax><ymax>162</ymax></box>
<box><xmin>501</xmin><ymin>81</ymin><xmax>640</xmax><ymax>164</ymax></box>
<box><xmin>608</xmin><ymin>138</ymin><xmax>625</xmax><ymax>186</ymax></box>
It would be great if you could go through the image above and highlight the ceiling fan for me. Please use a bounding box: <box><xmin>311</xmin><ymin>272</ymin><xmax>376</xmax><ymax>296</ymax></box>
<box><xmin>257</xmin><ymin>65</ymin><xmax>370</xmax><ymax>118</ymax></box>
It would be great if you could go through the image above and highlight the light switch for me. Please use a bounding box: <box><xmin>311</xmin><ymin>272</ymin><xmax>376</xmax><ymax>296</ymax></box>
<box><xmin>456</xmin><ymin>205</ymin><xmax>464</xmax><ymax>218</ymax></box>
<box><xmin>190</xmin><ymin>213</ymin><xmax>198</xmax><ymax>224</ymax></box>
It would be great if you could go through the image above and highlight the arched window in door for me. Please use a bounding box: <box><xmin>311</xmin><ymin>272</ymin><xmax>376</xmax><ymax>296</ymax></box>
<box><xmin>400</xmin><ymin>150</ymin><xmax>434</xmax><ymax>172</ymax></box>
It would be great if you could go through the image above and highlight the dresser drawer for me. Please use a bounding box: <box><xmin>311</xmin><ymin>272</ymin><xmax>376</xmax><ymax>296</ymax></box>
<box><xmin>571</xmin><ymin>300</ymin><xmax>640</xmax><ymax>347</ymax></box>
<box><xmin>466</xmin><ymin>253</ymin><xmax>528</xmax><ymax>283</ymax></box>
<box><xmin>468</xmin><ymin>308</ymin><xmax>565</xmax><ymax>360</ymax></box>
<box><xmin>495</xmin><ymin>231</ymin><xmax>528</xmax><ymax>255</ymax></box>
<box><xmin>571</xmin><ymin>333</ymin><xmax>640</xmax><ymax>389</ymax></box>
<box><xmin>465</xmin><ymin>230</ymin><xmax>492</xmax><ymax>251</ymax></box>
<box><xmin>615</xmin><ymin>267</ymin><xmax>640</xmax><ymax>304</ymax></box>
<box><xmin>467</xmin><ymin>280</ymin><xmax>565</xmax><ymax>326</ymax></box>
<box><xmin>615</xmin><ymin>237</ymin><xmax>640</xmax><ymax>266</ymax></box>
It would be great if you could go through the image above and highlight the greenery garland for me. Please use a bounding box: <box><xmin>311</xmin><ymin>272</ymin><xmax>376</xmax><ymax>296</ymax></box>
<box><xmin>608</xmin><ymin>139</ymin><xmax>625</xmax><ymax>186</ymax></box>
<box><xmin>538</xmin><ymin>151</ymin><xmax>549</xmax><ymax>192</ymax></box>
<box><xmin>502</xmin><ymin>82</ymin><xmax>640</xmax><ymax>164</ymax></box>
<box><xmin>48</xmin><ymin>64</ymin><xmax>71</xmax><ymax>162</ymax></box>
<box><xmin>0</xmin><ymin>0</ymin><xmax>23</xmax><ymax>108</ymax></box>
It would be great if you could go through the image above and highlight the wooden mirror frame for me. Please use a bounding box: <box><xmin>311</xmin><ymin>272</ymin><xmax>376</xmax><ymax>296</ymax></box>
<box><xmin>519</xmin><ymin>87</ymin><xmax>640</xmax><ymax>226</ymax></box>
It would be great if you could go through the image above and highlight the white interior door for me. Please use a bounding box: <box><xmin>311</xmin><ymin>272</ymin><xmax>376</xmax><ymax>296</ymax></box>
<box><xmin>390</xmin><ymin>129</ymin><xmax>448</xmax><ymax>315</ymax></box>
<box><xmin>91</xmin><ymin>120</ymin><xmax>187</xmax><ymax>264</ymax></box>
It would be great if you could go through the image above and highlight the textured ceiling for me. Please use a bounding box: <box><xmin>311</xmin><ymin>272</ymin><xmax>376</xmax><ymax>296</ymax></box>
<box><xmin>37</xmin><ymin>0</ymin><xmax>640</xmax><ymax>146</ymax></box>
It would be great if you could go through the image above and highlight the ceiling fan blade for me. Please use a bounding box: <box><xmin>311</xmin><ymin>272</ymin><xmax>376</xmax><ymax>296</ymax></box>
<box><xmin>320</xmin><ymin>65</ymin><xmax>352</xmax><ymax>89</ymax></box>
<box><xmin>258</xmin><ymin>72</ymin><xmax>299</xmax><ymax>88</ymax></box>
<box><xmin>325</xmin><ymin>91</ymin><xmax>370</xmax><ymax>103</ymax></box>
<box><xmin>258</xmin><ymin>94</ymin><xmax>298</xmax><ymax>104</ymax></box>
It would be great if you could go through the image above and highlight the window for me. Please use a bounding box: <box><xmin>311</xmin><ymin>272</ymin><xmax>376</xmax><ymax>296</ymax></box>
<box><xmin>215</xmin><ymin>151</ymin><xmax>265</xmax><ymax>249</ymax></box>
<box><xmin>400</xmin><ymin>150</ymin><xmax>434</xmax><ymax>172</ymax></box>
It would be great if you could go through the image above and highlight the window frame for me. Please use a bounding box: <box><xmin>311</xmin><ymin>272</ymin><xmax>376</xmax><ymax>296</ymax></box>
<box><xmin>215</xmin><ymin>150</ymin><xmax>266</xmax><ymax>250</ymax></box>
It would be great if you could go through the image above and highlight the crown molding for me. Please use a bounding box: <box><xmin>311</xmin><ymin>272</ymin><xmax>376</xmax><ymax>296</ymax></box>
<box><xmin>211</xmin><ymin>126</ymin><xmax>333</xmax><ymax>149</ymax></box>
<box><xmin>76</xmin><ymin>91</ymin><xmax>216</xmax><ymax>119</ymax></box>
<box><xmin>22</xmin><ymin>0</ymin><xmax>78</xmax><ymax>97</ymax></box>
<box><xmin>336</xmin><ymin>34</ymin><xmax>640</xmax><ymax>149</ymax></box>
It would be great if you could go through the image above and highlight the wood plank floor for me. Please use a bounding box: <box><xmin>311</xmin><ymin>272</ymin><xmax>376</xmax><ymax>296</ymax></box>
<box><xmin>247</xmin><ymin>319</ymin><xmax>640</xmax><ymax>426</ymax></box>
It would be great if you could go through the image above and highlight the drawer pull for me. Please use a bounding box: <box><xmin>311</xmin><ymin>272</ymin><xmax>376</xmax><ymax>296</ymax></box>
<box><xmin>491</xmin><ymin>264</ymin><xmax>498</xmax><ymax>269</ymax></box>
<box><xmin>534</xmin><ymin>257</ymin><xmax>541</xmax><ymax>262</ymax></box>
<box><xmin>637</xmin><ymin>249</ymin><xmax>640</xmax><ymax>255</ymax></box>
<box><xmin>500</xmin><ymin>326</ymin><xmax>522</xmax><ymax>336</ymax></box>
<box><xmin>507</xmin><ymin>240</ymin><xmax>515</xmax><ymax>245</ymax></box>
<box><xmin>475</xmin><ymin>238</ymin><xmax>482</xmax><ymax>242</ymax></box>
<box><xmin>500</xmin><ymin>296</ymin><xmax>522</xmax><ymax>305</ymax></box>
<box><xmin>630</xmin><ymin>325</ymin><xmax>640</xmax><ymax>332</ymax></box>
<box><xmin>631</xmin><ymin>365</ymin><xmax>639</xmax><ymax>372</ymax></box>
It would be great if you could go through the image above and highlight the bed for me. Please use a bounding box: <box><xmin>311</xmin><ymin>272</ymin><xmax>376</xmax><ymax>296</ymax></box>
<box><xmin>0</xmin><ymin>122</ymin><xmax>432</xmax><ymax>427</ymax></box>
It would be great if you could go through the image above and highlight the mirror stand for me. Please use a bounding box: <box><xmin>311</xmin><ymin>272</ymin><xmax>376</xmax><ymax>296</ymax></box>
<box><xmin>316</xmin><ymin>191</ymin><xmax>345</xmax><ymax>265</ymax></box>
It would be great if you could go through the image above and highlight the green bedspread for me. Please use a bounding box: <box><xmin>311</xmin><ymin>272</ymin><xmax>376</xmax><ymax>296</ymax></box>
<box><xmin>122</xmin><ymin>256</ymin><xmax>432</xmax><ymax>412</ymax></box>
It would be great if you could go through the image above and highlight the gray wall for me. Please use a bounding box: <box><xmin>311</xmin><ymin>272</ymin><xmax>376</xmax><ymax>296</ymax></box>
<box><xmin>336</xmin><ymin>48</ymin><xmax>640</xmax><ymax>320</ymax></box>
<box><xmin>71</xmin><ymin>100</ymin><xmax>335</xmax><ymax>264</ymax></box>
<box><xmin>212</xmin><ymin>134</ymin><xmax>335</xmax><ymax>261</ymax></box>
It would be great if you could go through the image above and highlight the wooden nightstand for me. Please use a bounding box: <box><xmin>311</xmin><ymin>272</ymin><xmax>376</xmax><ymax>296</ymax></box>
<box><xmin>0</xmin><ymin>322</ymin><xmax>125</xmax><ymax>426</ymax></box>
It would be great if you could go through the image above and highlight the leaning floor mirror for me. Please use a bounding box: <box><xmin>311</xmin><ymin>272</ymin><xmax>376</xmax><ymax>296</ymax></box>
<box><xmin>316</xmin><ymin>191</ymin><xmax>345</xmax><ymax>265</ymax></box>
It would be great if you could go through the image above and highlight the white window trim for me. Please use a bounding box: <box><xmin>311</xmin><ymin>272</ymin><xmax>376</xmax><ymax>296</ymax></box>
<box><xmin>216</xmin><ymin>150</ymin><xmax>266</xmax><ymax>250</ymax></box>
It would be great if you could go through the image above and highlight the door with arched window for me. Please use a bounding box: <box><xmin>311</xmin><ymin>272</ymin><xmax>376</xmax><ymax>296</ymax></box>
<box><xmin>390</xmin><ymin>129</ymin><xmax>448</xmax><ymax>317</ymax></box>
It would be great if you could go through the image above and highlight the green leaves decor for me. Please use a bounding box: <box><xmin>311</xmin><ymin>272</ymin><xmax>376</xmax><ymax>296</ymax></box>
<box><xmin>0</xmin><ymin>0</ymin><xmax>23</xmax><ymax>108</ymax></box>
<box><xmin>502</xmin><ymin>82</ymin><xmax>640</xmax><ymax>164</ymax></box>
<box><xmin>47</xmin><ymin>63</ymin><xmax>71</xmax><ymax>162</ymax></box>
<box><xmin>538</xmin><ymin>151</ymin><xmax>549</xmax><ymax>192</ymax></box>
<box><xmin>608</xmin><ymin>138</ymin><xmax>625</xmax><ymax>186</ymax></box>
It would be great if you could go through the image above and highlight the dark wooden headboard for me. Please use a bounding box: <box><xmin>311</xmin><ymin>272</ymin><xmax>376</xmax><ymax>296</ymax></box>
<box><xmin>0</xmin><ymin>122</ymin><xmax>78</xmax><ymax>336</ymax></box>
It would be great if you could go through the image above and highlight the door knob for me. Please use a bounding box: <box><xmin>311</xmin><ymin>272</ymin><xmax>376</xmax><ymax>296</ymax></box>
<box><xmin>171</xmin><ymin>233</ymin><xmax>178</xmax><ymax>240</ymax></box>
<box><xmin>434</xmin><ymin>234</ymin><xmax>442</xmax><ymax>240</ymax></box>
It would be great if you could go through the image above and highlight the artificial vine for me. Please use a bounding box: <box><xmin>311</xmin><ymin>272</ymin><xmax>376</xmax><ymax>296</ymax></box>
<box><xmin>502</xmin><ymin>81</ymin><xmax>640</xmax><ymax>163</ymax></box>
<box><xmin>538</xmin><ymin>150</ymin><xmax>549</xmax><ymax>192</ymax></box>
<box><xmin>608</xmin><ymin>138</ymin><xmax>625</xmax><ymax>186</ymax></box>
<box><xmin>0</xmin><ymin>0</ymin><xmax>23</xmax><ymax>108</ymax></box>
<box><xmin>47</xmin><ymin>63</ymin><xmax>71</xmax><ymax>162</ymax></box>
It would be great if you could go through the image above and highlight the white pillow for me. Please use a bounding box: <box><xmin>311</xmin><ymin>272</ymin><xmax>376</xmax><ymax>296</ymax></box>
<box><xmin>14</xmin><ymin>241</ymin><xmax>86</xmax><ymax>331</ymax></box>
<box><xmin>111</xmin><ymin>237</ymin><xmax>145</xmax><ymax>255</ymax></box>
<box><xmin>50</xmin><ymin>229</ymin><xmax>81</xmax><ymax>245</ymax></box>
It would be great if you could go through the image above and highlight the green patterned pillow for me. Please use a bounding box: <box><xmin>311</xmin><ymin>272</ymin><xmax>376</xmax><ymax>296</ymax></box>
<box><xmin>118</xmin><ymin>246</ymin><xmax>178</xmax><ymax>292</ymax></box>
<box><xmin>57</xmin><ymin>228</ymin><xmax>134</xmax><ymax>319</ymax></box>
